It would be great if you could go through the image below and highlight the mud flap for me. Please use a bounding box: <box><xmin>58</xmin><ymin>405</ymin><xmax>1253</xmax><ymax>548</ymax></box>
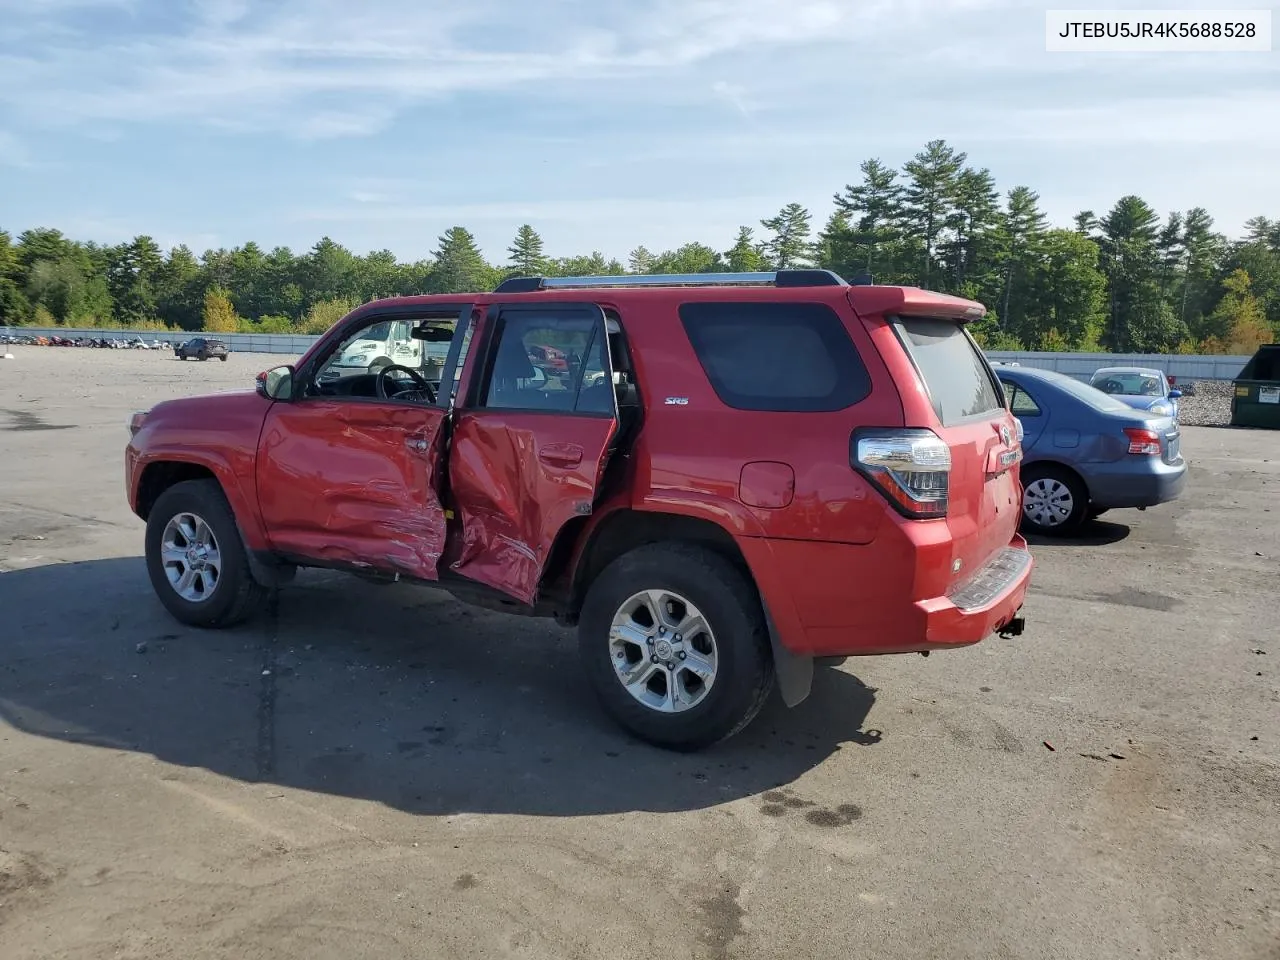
<box><xmin>763</xmin><ymin>604</ymin><xmax>812</xmax><ymax>708</ymax></box>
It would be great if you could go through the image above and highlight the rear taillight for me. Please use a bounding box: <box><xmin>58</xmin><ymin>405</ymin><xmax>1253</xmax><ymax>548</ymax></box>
<box><xmin>1124</xmin><ymin>427</ymin><xmax>1161</xmax><ymax>455</ymax></box>
<box><xmin>852</xmin><ymin>428</ymin><xmax>951</xmax><ymax>519</ymax></box>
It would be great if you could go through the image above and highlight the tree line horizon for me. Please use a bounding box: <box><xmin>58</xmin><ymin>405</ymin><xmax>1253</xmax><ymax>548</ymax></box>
<box><xmin>2</xmin><ymin>139</ymin><xmax>1277</xmax><ymax>356</ymax></box>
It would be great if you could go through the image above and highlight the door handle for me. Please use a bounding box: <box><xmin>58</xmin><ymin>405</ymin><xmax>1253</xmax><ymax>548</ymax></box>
<box><xmin>405</xmin><ymin>433</ymin><xmax>429</xmax><ymax>452</ymax></box>
<box><xmin>538</xmin><ymin>443</ymin><xmax>583</xmax><ymax>467</ymax></box>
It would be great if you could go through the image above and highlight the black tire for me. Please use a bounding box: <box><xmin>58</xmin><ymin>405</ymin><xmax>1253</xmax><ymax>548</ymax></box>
<box><xmin>1019</xmin><ymin>463</ymin><xmax>1088</xmax><ymax>537</ymax></box>
<box><xmin>578</xmin><ymin>542</ymin><xmax>776</xmax><ymax>751</ymax></box>
<box><xmin>145</xmin><ymin>479</ymin><xmax>269</xmax><ymax>628</ymax></box>
<box><xmin>219</xmin><ymin>355</ymin><xmax>227</xmax><ymax>361</ymax></box>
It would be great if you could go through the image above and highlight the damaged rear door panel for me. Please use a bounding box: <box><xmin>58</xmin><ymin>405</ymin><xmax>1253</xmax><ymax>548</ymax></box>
<box><xmin>444</xmin><ymin>302</ymin><xmax>620</xmax><ymax>605</ymax></box>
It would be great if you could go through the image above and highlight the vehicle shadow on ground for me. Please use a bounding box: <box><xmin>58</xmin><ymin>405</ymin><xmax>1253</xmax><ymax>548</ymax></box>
<box><xmin>0</xmin><ymin>558</ymin><xmax>881</xmax><ymax>818</ymax></box>
<box><xmin>1023</xmin><ymin>518</ymin><xmax>1131</xmax><ymax>548</ymax></box>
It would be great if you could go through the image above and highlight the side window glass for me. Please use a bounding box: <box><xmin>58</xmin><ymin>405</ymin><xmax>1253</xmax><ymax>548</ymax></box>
<box><xmin>679</xmin><ymin>302</ymin><xmax>870</xmax><ymax>412</ymax></box>
<box><xmin>1008</xmin><ymin>384</ymin><xmax>1042</xmax><ymax>415</ymax></box>
<box><xmin>482</xmin><ymin>310</ymin><xmax>611</xmax><ymax>414</ymax></box>
<box><xmin>575</xmin><ymin>325</ymin><xmax>615</xmax><ymax>414</ymax></box>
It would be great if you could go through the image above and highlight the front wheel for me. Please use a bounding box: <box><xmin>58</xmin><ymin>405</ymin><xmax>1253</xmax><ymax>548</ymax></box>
<box><xmin>145</xmin><ymin>479</ymin><xmax>268</xmax><ymax>627</ymax></box>
<box><xmin>219</xmin><ymin>355</ymin><xmax>227</xmax><ymax>361</ymax></box>
<box><xmin>1019</xmin><ymin>464</ymin><xmax>1088</xmax><ymax>537</ymax></box>
<box><xmin>578</xmin><ymin>543</ymin><xmax>776</xmax><ymax>751</ymax></box>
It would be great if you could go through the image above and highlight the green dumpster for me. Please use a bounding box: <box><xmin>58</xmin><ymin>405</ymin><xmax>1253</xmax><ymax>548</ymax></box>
<box><xmin>1230</xmin><ymin>343</ymin><xmax>1280</xmax><ymax>429</ymax></box>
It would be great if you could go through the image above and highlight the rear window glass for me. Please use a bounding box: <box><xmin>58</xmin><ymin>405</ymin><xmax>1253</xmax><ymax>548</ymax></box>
<box><xmin>678</xmin><ymin>302</ymin><xmax>870</xmax><ymax>412</ymax></box>
<box><xmin>1033</xmin><ymin>369</ymin><xmax>1135</xmax><ymax>413</ymax></box>
<box><xmin>893</xmin><ymin>317</ymin><xmax>1004</xmax><ymax>425</ymax></box>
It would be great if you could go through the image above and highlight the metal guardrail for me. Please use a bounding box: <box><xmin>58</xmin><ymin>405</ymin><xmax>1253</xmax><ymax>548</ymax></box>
<box><xmin>2</xmin><ymin>326</ymin><xmax>1253</xmax><ymax>380</ymax></box>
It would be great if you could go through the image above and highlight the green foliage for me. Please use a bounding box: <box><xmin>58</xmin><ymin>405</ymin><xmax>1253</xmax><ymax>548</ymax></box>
<box><xmin>201</xmin><ymin>286</ymin><xmax>240</xmax><ymax>333</ymax></box>
<box><xmin>1201</xmin><ymin>269</ymin><xmax>1272</xmax><ymax>354</ymax></box>
<box><xmin>298</xmin><ymin>297</ymin><xmax>360</xmax><ymax>335</ymax></box>
<box><xmin>431</xmin><ymin>227</ymin><xmax>495</xmax><ymax>293</ymax></box>
<box><xmin>760</xmin><ymin>203</ymin><xmax>814</xmax><ymax>269</ymax></box>
<box><xmin>724</xmin><ymin>228</ymin><xmax>766</xmax><ymax>273</ymax></box>
<box><xmin>508</xmin><ymin>225</ymin><xmax>547</xmax><ymax>276</ymax></box>
<box><xmin>249</xmin><ymin>314</ymin><xmax>296</xmax><ymax>333</ymax></box>
<box><xmin>2</xmin><ymin>141</ymin><xmax>1275</xmax><ymax>355</ymax></box>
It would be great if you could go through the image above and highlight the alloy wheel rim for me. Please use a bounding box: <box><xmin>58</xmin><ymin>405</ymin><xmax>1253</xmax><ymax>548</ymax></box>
<box><xmin>160</xmin><ymin>512</ymin><xmax>221</xmax><ymax>602</ymax></box>
<box><xmin>608</xmin><ymin>589</ymin><xmax>718</xmax><ymax>713</ymax></box>
<box><xmin>1023</xmin><ymin>478</ymin><xmax>1074</xmax><ymax>528</ymax></box>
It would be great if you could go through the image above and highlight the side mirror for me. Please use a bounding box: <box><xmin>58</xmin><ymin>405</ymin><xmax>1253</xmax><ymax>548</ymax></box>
<box><xmin>1168</xmin><ymin>389</ymin><xmax>1182</xmax><ymax>399</ymax></box>
<box><xmin>256</xmin><ymin>364</ymin><xmax>294</xmax><ymax>400</ymax></box>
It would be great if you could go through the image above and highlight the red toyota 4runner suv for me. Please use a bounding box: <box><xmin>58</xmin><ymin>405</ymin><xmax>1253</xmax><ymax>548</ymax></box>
<box><xmin>126</xmin><ymin>270</ymin><xmax>1032</xmax><ymax>749</ymax></box>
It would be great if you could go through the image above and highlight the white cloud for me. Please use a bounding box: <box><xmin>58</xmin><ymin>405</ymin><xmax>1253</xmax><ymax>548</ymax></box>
<box><xmin>0</xmin><ymin>0</ymin><xmax>1009</xmax><ymax>139</ymax></box>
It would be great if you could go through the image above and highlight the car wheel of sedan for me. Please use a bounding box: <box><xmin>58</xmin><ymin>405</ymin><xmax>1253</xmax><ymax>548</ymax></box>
<box><xmin>145</xmin><ymin>479</ymin><xmax>269</xmax><ymax>628</ymax></box>
<box><xmin>578</xmin><ymin>543</ymin><xmax>776</xmax><ymax>751</ymax></box>
<box><xmin>1019</xmin><ymin>464</ymin><xmax>1088</xmax><ymax>537</ymax></box>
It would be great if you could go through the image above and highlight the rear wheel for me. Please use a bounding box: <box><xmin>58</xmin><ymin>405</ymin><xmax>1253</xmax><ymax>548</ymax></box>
<box><xmin>1019</xmin><ymin>464</ymin><xmax>1088</xmax><ymax>537</ymax></box>
<box><xmin>145</xmin><ymin>479</ymin><xmax>268</xmax><ymax>627</ymax></box>
<box><xmin>578</xmin><ymin>543</ymin><xmax>775</xmax><ymax>751</ymax></box>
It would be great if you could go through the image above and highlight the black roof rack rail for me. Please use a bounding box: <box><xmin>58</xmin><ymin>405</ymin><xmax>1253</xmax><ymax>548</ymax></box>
<box><xmin>492</xmin><ymin>269</ymin><xmax>850</xmax><ymax>294</ymax></box>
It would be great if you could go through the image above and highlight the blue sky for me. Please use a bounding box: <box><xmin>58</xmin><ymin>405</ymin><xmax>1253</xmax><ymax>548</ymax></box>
<box><xmin>1</xmin><ymin>0</ymin><xmax>1277</xmax><ymax>264</ymax></box>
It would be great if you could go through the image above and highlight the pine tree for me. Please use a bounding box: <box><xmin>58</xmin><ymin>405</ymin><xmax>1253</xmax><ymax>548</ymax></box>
<box><xmin>901</xmin><ymin>139</ymin><xmax>966</xmax><ymax>286</ymax></box>
<box><xmin>724</xmin><ymin>227</ymin><xmax>765</xmax><ymax>273</ymax></box>
<box><xmin>997</xmin><ymin>186</ymin><xmax>1048</xmax><ymax>332</ymax></box>
<box><xmin>507</xmin><ymin>224</ymin><xmax>546</xmax><ymax>275</ymax></box>
<box><xmin>760</xmin><ymin>203</ymin><xmax>813</xmax><ymax>269</ymax></box>
<box><xmin>833</xmin><ymin>158</ymin><xmax>904</xmax><ymax>277</ymax></box>
<box><xmin>431</xmin><ymin>227</ymin><xmax>490</xmax><ymax>293</ymax></box>
<box><xmin>628</xmin><ymin>246</ymin><xmax>656</xmax><ymax>274</ymax></box>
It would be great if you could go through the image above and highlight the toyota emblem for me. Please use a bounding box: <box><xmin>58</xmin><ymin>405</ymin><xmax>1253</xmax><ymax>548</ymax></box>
<box><xmin>998</xmin><ymin>423</ymin><xmax>1011</xmax><ymax>446</ymax></box>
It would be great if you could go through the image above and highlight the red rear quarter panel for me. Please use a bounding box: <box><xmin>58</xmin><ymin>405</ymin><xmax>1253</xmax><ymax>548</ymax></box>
<box><xmin>604</xmin><ymin>287</ymin><xmax>906</xmax><ymax>544</ymax></box>
<box><xmin>126</xmin><ymin>392</ymin><xmax>272</xmax><ymax>550</ymax></box>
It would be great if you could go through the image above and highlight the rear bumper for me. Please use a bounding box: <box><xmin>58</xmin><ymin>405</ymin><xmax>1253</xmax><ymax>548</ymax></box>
<box><xmin>739</xmin><ymin>534</ymin><xmax>1034</xmax><ymax>658</ymax></box>
<box><xmin>1087</xmin><ymin>458</ymin><xmax>1187</xmax><ymax>509</ymax></box>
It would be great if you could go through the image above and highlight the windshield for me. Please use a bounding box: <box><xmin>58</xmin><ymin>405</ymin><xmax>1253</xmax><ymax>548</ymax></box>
<box><xmin>1090</xmin><ymin>371</ymin><xmax>1163</xmax><ymax>396</ymax></box>
<box><xmin>358</xmin><ymin>321</ymin><xmax>394</xmax><ymax>342</ymax></box>
<box><xmin>1036</xmin><ymin>370</ymin><xmax>1135</xmax><ymax>413</ymax></box>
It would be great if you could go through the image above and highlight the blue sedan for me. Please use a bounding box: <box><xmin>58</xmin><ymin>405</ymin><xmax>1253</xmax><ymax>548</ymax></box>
<box><xmin>995</xmin><ymin>366</ymin><xmax>1188</xmax><ymax>536</ymax></box>
<box><xmin>1087</xmin><ymin>365</ymin><xmax>1182</xmax><ymax>421</ymax></box>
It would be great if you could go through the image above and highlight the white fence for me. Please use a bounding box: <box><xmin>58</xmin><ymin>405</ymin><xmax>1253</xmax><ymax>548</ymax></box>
<box><xmin>2</xmin><ymin>326</ymin><xmax>1254</xmax><ymax>381</ymax></box>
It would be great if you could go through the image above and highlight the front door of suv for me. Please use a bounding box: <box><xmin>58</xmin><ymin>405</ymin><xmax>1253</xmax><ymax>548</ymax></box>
<box><xmin>445</xmin><ymin>303</ymin><xmax>619</xmax><ymax>604</ymax></box>
<box><xmin>255</xmin><ymin>308</ymin><xmax>467</xmax><ymax>580</ymax></box>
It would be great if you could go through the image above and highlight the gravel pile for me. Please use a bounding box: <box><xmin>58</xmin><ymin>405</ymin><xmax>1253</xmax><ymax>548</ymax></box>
<box><xmin>1177</xmin><ymin>380</ymin><xmax>1234</xmax><ymax>427</ymax></box>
